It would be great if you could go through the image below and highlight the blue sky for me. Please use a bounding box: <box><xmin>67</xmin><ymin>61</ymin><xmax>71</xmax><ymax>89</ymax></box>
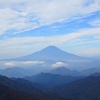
<box><xmin>0</xmin><ymin>0</ymin><xmax>100</xmax><ymax>59</ymax></box>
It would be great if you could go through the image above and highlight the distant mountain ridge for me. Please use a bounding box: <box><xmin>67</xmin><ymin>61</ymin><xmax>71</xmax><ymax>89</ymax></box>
<box><xmin>50</xmin><ymin>67</ymin><xmax>80</xmax><ymax>76</ymax></box>
<box><xmin>24</xmin><ymin>72</ymin><xmax>82</xmax><ymax>88</ymax></box>
<box><xmin>0</xmin><ymin>67</ymin><xmax>26</xmax><ymax>78</ymax></box>
<box><xmin>3</xmin><ymin>45</ymin><xmax>84</xmax><ymax>61</ymax></box>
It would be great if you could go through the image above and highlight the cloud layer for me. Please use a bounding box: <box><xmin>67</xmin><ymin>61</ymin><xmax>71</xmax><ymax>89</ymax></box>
<box><xmin>0</xmin><ymin>61</ymin><xmax>44</xmax><ymax>69</ymax></box>
<box><xmin>0</xmin><ymin>0</ymin><xmax>100</xmax><ymax>35</ymax></box>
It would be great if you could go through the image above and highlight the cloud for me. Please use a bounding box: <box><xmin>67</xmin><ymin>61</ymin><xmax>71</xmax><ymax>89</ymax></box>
<box><xmin>4</xmin><ymin>62</ymin><xmax>15</xmax><ymax>67</ymax></box>
<box><xmin>21</xmin><ymin>61</ymin><xmax>44</xmax><ymax>65</ymax></box>
<box><xmin>0</xmin><ymin>0</ymin><xmax>100</xmax><ymax>35</ymax></box>
<box><xmin>0</xmin><ymin>8</ymin><xmax>39</xmax><ymax>35</ymax></box>
<box><xmin>89</xmin><ymin>19</ymin><xmax>100</xmax><ymax>27</ymax></box>
<box><xmin>52</xmin><ymin>62</ymin><xmax>68</xmax><ymax>68</ymax></box>
<box><xmin>2</xmin><ymin>61</ymin><xmax>44</xmax><ymax>68</ymax></box>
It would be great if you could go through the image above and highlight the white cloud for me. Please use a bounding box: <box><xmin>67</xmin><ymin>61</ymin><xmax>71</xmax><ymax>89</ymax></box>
<box><xmin>52</xmin><ymin>62</ymin><xmax>68</xmax><ymax>68</ymax></box>
<box><xmin>89</xmin><ymin>19</ymin><xmax>100</xmax><ymax>27</ymax></box>
<box><xmin>4</xmin><ymin>62</ymin><xmax>15</xmax><ymax>67</ymax></box>
<box><xmin>21</xmin><ymin>61</ymin><xmax>44</xmax><ymax>65</ymax></box>
<box><xmin>2</xmin><ymin>61</ymin><xmax>44</xmax><ymax>68</ymax></box>
<box><xmin>0</xmin><ymin>0</ymin><xmax>100</xmax><ymax>35</ymax></box>
<box><xmin>0</xmin><ymin>8</ymin><xmax>39</xmax><ymax>35</ymax></box>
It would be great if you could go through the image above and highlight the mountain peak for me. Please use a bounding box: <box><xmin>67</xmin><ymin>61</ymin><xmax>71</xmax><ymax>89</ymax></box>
<box><xmin>41</xmin><ymin>45</ymin><xmax>60</xmax><ymax>51</ymax></box>
<box><xmin>46</xmin><ymin>45</ymin><xmax>57</xmax><ymax>48</ymax></box>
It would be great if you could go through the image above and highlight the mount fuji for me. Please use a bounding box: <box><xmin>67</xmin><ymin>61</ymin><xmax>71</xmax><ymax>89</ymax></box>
<box><xmin>6</xmin><ymin>45</ymin><xmax>84</xmax><ymax>61</ymax></box>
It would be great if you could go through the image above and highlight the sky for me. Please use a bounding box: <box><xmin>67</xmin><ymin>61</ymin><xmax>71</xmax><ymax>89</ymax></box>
<box><xmin>0</xmin><ymin>0</ymin><xmax>100</xmax><ymax>59</ymax></box>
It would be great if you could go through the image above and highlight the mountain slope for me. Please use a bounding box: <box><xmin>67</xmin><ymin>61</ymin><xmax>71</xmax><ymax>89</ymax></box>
<box><xmin>0</xmin><ymin>75</ymin><xmax>55</xmax><ymax>100</ymax></box>
<box><xmin>54</xmin><ymin>76</ymin><xmax>100</xmax><ymax>100</ymax></box>
<box><xmin>0</xmin><ymin>75</ymin><xmax>68</xmax><ymax>100</ymax></box>
<box><xmin>0</xmin><ymin>85</ymin><xmax>30</xmax><ymax>100</ymax></box>
<box><xmin>0</xmin><ymin>75</ymin><xmax>42</xmax><ymax>93</ymax></box>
